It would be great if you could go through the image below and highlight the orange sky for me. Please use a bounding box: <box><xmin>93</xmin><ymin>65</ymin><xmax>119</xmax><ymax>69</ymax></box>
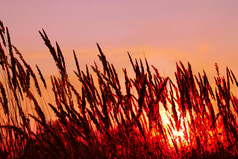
<box><xmin>1</xmin><ymin>1</ymin><xmax>238</xmax><ymax>80</ymax></box>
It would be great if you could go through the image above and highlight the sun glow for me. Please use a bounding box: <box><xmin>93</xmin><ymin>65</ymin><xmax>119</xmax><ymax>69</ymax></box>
<box><xmin>150</xmin><ymin>109</ymin><xmax>190</xmax><ymax>148</ymax></box>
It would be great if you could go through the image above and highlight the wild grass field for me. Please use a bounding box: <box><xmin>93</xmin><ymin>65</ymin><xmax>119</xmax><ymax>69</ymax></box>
<box><xmin>0</xmin><ymin>21</ymin><xmax>237</xmax><ymax>158</ymax></box>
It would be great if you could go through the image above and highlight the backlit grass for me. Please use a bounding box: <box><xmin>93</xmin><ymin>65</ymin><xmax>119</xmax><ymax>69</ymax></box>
<box><xmin>0</xmin><ymin>21</ymin><xmax>237</xmax><ymax>158</ymax></box>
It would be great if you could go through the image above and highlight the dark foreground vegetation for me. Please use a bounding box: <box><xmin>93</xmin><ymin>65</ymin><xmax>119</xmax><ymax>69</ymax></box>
<box><xmin>0</xmin><ymin>21</ymin><xmax>237</xmax><ymax>158</ymax></box>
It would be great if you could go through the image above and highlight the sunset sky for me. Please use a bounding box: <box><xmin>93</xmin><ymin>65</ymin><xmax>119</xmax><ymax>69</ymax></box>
<box><xmin>1</xmin><ymin>1</ymin><xmax>238</xmax><ymax>80</ymax></box>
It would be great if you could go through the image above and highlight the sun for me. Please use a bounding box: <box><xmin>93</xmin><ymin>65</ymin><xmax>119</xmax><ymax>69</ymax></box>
<box><xmin>159</xmin><ymin>110</ymin><xmax>190</xmax><ymax>147</ymax></box>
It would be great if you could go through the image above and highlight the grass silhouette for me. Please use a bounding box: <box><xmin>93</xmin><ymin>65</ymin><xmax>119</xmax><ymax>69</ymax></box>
<box><xmin>0</xmin><ymin>20</ymin><xmax>237</xmax><ymax>158</ymax></box>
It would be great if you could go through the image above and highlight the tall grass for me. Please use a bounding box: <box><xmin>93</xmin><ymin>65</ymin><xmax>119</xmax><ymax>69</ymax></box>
<box><xmin>0</xmin><ymin>20</ymin><xmax>237</xmax><ymax>158</ymax></box>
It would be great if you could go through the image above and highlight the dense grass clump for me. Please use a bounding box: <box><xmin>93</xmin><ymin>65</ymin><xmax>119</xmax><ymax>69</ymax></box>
<box><xmin>0</xmin><ymin>21</ymin><xmax>237</xmax><ymax>158</ymax></box>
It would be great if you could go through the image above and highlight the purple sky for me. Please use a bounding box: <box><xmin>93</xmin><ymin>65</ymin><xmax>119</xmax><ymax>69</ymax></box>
<box><xmin>1</xmin><ymin>1</ymin><xmax>238</xmax><ymax>80</ymax></box>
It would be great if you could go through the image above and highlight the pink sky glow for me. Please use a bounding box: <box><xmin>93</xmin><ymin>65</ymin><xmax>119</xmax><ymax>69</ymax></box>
<box><xmin>1</xmin><ymin>0</ymin><xmax>238</xmax><ymax>80</ymax></box>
